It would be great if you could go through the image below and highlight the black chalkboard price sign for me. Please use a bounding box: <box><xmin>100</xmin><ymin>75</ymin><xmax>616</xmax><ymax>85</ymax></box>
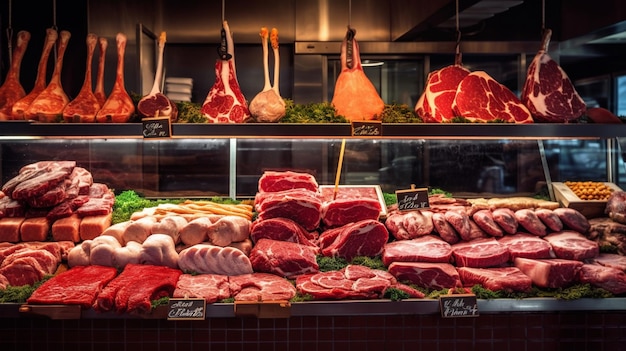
<box><xmin>395</xmin><ymin>187</ymin><xmax>430</xmax><ymax>211</ymax></box>
<box><xmin>439</xmin><ymin>294</ymin><xmax>479</xmax><ymax>318</ymax></box>
<box><xmin>142</xmin><ymin>117</ymin><xmax>172</xmax><ymax>138</ymax></box>
<box><xmin>167</xmin><ymin>298</ymin><xmax>206</xmax><ymax>320</ymax></box>
<box><xmin>351</xmin><ymin>120</ymin><xmax>382</xmax><ymax>136</ymax></box>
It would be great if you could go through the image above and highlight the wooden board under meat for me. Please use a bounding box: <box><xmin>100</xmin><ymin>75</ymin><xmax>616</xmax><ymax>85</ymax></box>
<box><xmin>552</xmin><ymin>182</ymin><xmax>622</xmax><ymax>218</ymax></box>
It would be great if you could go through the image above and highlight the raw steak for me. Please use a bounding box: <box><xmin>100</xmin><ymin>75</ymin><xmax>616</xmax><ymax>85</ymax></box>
<box><xmin>514</xmin><ymin>257</ymin><xmax>583</xmax><ymax>288</ymax></box>
<box><xmin>553</xmin><ymin>208</ymin><xmax>590</xmax><ymax>234</ymax></box>
<box><xmin>201</xmin><ymin>21</ymin><xmax>251</xmax><ymax>123</ymax></box>
<box><xmin>257</xmin><ymin>170</ymin><xmax>318</xmax><ymax>193</ymax></box>
<box><xmin>321</xmin><ymin>197</ymin><xmax>382</xmax><ymax>228</ymax></box>
<box><xmin>491</xmin><ymin>208</ymin><xmax>518</xmax><ymax>234</ymax></box>
<box><xmin>451</xmin><ymin>238</ymin><xmax>510</xmax><ymax>268</ymax></box>
<box><xmin>472</xmin><ymin>209</ymin><xmax>503</xmax><ymax>237</ymax></box>
<box><xmin>452</xmin><ymin>71</ymin><xmax>534</xmax><ymax>123</ymax></box>
<box><xmin>320</xmin><ymin>219</ymin><xmax>389</xmax><ymax>261</ymax></box>
<box><xmin>0</xmin><ymin>256</ymin><xmax>48</xmax><ymax>287</ymax></box>
<box><xmin>577</xmin><ymin>264</ymin><xmax>626</xmax><ymax>295</ymax></box>
<box><xmin>587</xmin><ymin>253</ymin><xmax>626</xmax><ymax>272</ymax></box>
<box><xmin>587</xmin><ymin>217</ymin><xmax>626</xmax><ymax>255</ymax></box>
<box><xmin>515</xmin><ymin>209</ymin><xmax>547</xmax><ymax>236</ymax></box>
<box><xmin>331</xmin><ymin>26</ymin><xmax>384</xmax><ymax>121</ymax></box>
<box><xmin>415</xmin><ymin>59</ymin><xmax>470</xmax><ymax>122</ymax></box>
<box><xmin>535</xmin><ymin>208</ymin><xmax>563</xmax><ymax>232</ymax></box>
<box><xmin>250</xmin><ymin>217</ymin><xmax>317</xmax><ymax>246</ymax></box>
<box><xmin>497</xmin><ymin>233</ymin><xmax>553</xmax><ymax>260</ymax></box>
<box><xmin>27</xmin><ymin>265</ymin><xmax>118</xmax><ymax>308</ymax></box>
<box><xmin>431</xmin><ymin>212</ymin><xmax>460</xmax><ymax>244</ymax></box>
<box><xmin>382</xmin><ymin>235</ymin><xmax>452</xmax><ymax>266</ymax></box>
<box><xmin>229</xmin><ymin>272</ymin><xmax>296</xmax><ymax>301</ymax></box>
<box><xmin>521</xmin><ymin>29</ymin><xmax>586</xmax><ymax>122</ymax></box>
<box><xmin>173</xmin><ymin>274</ymin><xmax>230</xmax><ymax>303</ymax></box>
<box><xmin>1</xmin><ymin>248</ymin><xmax>59</xmax><ymax>275</ymax></box>
<box><xmin>249</xmin><ymin>238</ymin><xmax>319</xmax><ymax>278</ymax></box>
<box><xmin>458</xmin><ymin>266</ymin><xmax>532</xmax><ymax>292</ymax></box>
<box><xmin>296</xmin><ymin>265</ymin><xmax>396</xmax><ymax>300</ymax></box>
<box><xmin>255</xmin><ymin>188</ymin><xmax>322</xmax><ymax>231</ymax></box>
<box><xmin>543</xmin><ymin>231</ymin><xmax>599</xmax><ymax>261</ymax></box>
<box><xmin>388</xmin><ymin>262</ymin><xmax>461</xmax><ymax>290</ymax></box>
<box><xmin>444</xmin><ymin>210</ymin><xmax>472</xmax><ymax>241</ymax></box>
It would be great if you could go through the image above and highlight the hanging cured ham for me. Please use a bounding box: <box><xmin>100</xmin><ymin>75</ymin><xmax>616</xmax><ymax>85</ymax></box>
<box><xmin>11</xmin><ymin>28</ymin><xmax>57</xmax><ymax>120</ymax></box>
<box><xmin>94</xmin><ymin>37</ymin><xmax>108</xmax><ymax>106</ymax></box>
<box><xmin>201</xmin><ymin>21</ymin><xmax>251</xmax><ymax>123</ymax></box>
<box><xmin>521</xmin><ymin>29</ymin><xmax>586</xmax><ymax>122</ymax></box>
<box><xmin>331</xmin><ymin>26</ymin><xmax>384</xmax><ymax>121</ymax></box>
<box><xmin>0</xmin><ymin>31</ymin><xmax>31</xmax><ymax>120</ymax></box>
<box><xmin>137</xmin><ymin>32</ymin><xmax>178</xmax><ymax>121</ymax></box>
<box><xmin>25</xmin><ymin>30</ymin><xmax>71</xmax><ymax>122</ymax></box>
<box><xmin>96</xmin><ymin>33</ymin><xmax>135</xmax><ymax>123</ymax></box>
<box><xmin>62</xmin><ymin>33</ymin><xmax>101</xmax><ymax>123</ymax></box>
<box><xmin>249</xmin><ymin>27</ymin><xmax>285</xmax><ymax>122</ymax></box>
<box><xmin>414</xmin><ymin>54</ymin><xmax>470</xmax><ymax>123</ymax></box>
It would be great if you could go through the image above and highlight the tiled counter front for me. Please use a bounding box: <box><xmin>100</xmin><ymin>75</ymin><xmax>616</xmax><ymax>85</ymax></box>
<box><xmin>1</xmin><ymin>311</ymin><xmax>625</xmax><ymax>351</ymax></box>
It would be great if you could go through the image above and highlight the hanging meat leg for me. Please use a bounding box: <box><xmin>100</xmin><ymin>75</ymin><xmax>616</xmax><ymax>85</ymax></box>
<box><xmin>0</xmin><ymin>31</ymin><xmax>31</xmax><ymax>120</ymax></box>
<box><xmin>62</xmin><ymin>33</ymin><xmax>101</xmax><ymax>123</ymax></box>
<box><xmin>96</xmin><ymin>33</ymin><xmax>135</xmax><ymax>123</ymax></box>
<box><xmin>94</xmin><ymin>37</ymin><xmax>108</xmax><ymax>106</ymax></box>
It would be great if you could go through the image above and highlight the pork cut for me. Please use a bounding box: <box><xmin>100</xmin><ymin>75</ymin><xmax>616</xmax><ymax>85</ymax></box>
<box><xmin>452</xmin><ymin>71</ymin><xmax>534</xmax><ymax>123</ymax></box>
<box><xmin>177</xmin><ymin>244</ymin><xmax>253</xmax><ymax>276</ymax></box>
<box><xmin>173</xmin><ymin>273</ymin><xmax>231</xmax><ymax>303</ymax></box>
<box><xmin>605</xmin><ymin>191</ymin><xmax>626</xmax><ymax>224</ymax></box>
<box><xmin>472</xmin><ymin>209</ymin><xmax>503</xmax><ymax>237</ymax></box>
<box><xmin>451</xmin><ymin>237</ymin><xmax>510</xmax><ymax>268</ymax></box>
<box><xmin>496</xmin><ymin>233</ymin><xmax>553</xmax><ymax>260</ymax></box>
<box><xmin>201</xmin><ymin>21</ymin><xmax>251</xmax><ymax>123</ymax></box>
<box><xmin>388</xmin><ymin>262</ymin><xmax>462</xmax><ymax>290</ymax></box>
<box><xmin>254</xmin><ymin>188</ymin><xmax>322</xmax><ymax>231</ymax></box>
<box><xmin>543</xmin><ymin>231</ymin><xmax>599</xmax><ymax>260</ymax></box>
<box><xmin>514</xmin><ymin>257</ymin><xmax>582</xmax><ymax>288</ymax></box>
<box><xmin>444</xmin><ymin>210</ymin><xmax>472</xmax><ymax>241</ymax></box>
<box><xmin>521</xmin><ymin>29</ymin><xmax>586</xmax><ymax>122</ymax></box>
<box><xmin>25</xmin><ymin>30</ymin><xmax>71</xmax><ymax>122</ymax></box>
<box><xmin>11</xmin><ymin>28</ymin><xmax>57</xmax><ymax>119</ymax></box>
<box><xmin>491</xmin><ymin>208</ymin><xmax>519</xmax><ymax>234</ymax></box>
<box><xmin>553</xmin><ymin>207</ymin><xmax>590</xmax><ymax>234</ymax></box>
<box><xmin>321</xmin><ymin>197</ymin><xmax>382</xmax><ymax>228</ymax></box>
<box><xmin>577</xmin><ymin>264</ymin><xmax>626</xmax><ymax>295</ymax></box>
<box><xmin>331</xmin><ymin>26</ymin><xmax>384</xmax><ymax>121</ymax></box>
<box><xmin>320</xmin><ymin>219</ymin><xmax>388</xmax><ymax>261</ymax></box>
<box><xmin>250</xmin><ymin>217</ymin><xmax>317</xmax><ymax>246</ymax></box>
<box><xmin>535</xmin><ymin>208</ymin><xmax>563</xmax><ymax>232</ymax></box>
<box><xmin>515</xmin><ymin>209</ymin><xmax>547</xmax><ymax>236</ymax></box>
<box><xmin>0</xmin><ymin>31</ymin><xmax>30</xmax><ymax>120</ymax></box>
<box><xmin>258</xmin><ymin>170</ymin><xmax>318</xmax><ymax>193</ymax></box>
<box><xmin>62</xmin><ymin>33</ymin><xmax>101</xmax><ymax>123</ymax></box>
<box><xmin>249</xmin><ymin>27</ymin><xmax>285</xmax><ymax>122</ymax></box>
<box><xmin>587</xmin><ymin>253</ymin><xmax>626</xmax><ymax>272</ymax></box>
<box><xmin>27</xmin><ymin>265</ymin><xmax>118</xmax><ymax>308</ymax></box>
<box><xmin>9</xmin><ymin>161</ymin><xmax>75</xmax><ymax>201</ymax></box>
<box><xmin>96</xmin><ymin>33</ymin><xmax>135</xmax><ymax>123</ymax></box>
<box><xmin>249</xmin><ymin>238</ymin><xmax>319</xmax><ymax>278</ymax></box>
<box><xmin>457</xmin><ymin>266</ymin><xmax>533</xmax><ymax>292</ymax></box>
<box><xmin>229</xmin><ymin>272</ymin><xmax>297</xmax><ymax>301</ymax></box>
<box><xmin>382</xmin><ymin>235</ymin><xmax>452</xmax><ymax>266</ymax></box>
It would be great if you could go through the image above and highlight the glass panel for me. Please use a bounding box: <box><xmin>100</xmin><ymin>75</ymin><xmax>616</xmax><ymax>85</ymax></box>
<box><xmin>617</xmin><ymin>75</ymin><xmax>626</xmax><ymax>116</ymax></box>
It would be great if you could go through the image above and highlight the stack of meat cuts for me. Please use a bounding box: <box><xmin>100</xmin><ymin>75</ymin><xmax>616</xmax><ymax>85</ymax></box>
<box><xmin>0</xmin><ymin>241</ymin><xmax>74</xmax><ymax>287</ymax></box>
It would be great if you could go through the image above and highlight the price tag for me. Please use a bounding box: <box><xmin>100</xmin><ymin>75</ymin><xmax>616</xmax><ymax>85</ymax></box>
<box><xmin>142</xmin><ymin>117</ymin><xmax>172</xmax><ymax>138</ymax></box>
<box><xmin>395</xmin><ymin>187</ymin><xmax>430</xmax><ymax>211</ymax></box>
<box><xmin>351</xmin><ymin>121</ymin><xmax>382</xmax><ymax>136</ymax></box>
<box><xmin>439</xmin><ymin>294</ymin><xmax>479</xmax><ymax>318</ymax></box>
<box><xmin>167</xmin><ymin>298</ymin><xmax>206</xmax><ymax>320</ymax></box>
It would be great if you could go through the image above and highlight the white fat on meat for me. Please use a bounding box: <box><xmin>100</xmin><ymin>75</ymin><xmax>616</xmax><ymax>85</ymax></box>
<box><xmin>178</xmin><ymin>244</ymin><xmax>253</xmax><ymax>276</ymax></box>
<box><xmin>112</xmin><ymin>241</ymin><xmax>142</xmax><ymax>269</ymax></box>
<box><xmin>179</xmin><ymin>217</ymin><xmax>213</xmax><ymax>246</ymax></box>
<box><xmin>123</xmin><ymin>216</ymin><xmax>157</xmax><ymax>244</ymax></box>
<box><xmin>100</xmin><ymin>221</ymin><xmax>131</xmax><ymax>245</ymax></box>
<box><xmin>206</xmin><ymin>215</ymin><xmax>251</xmax><ymax>247</ymax></box>
<box><xmin>67</xmin><ymin>240</ymin><xmax>92</xmax><ymax>267</ymax></box>
<box><xmin>139</xmin><ymin>234</ymin><xmax>179</xmax><ymax>268</ymax></box>
<box><xmin>89</xmin><ymin>235</ymin><xmax>122</xmax><ymax>267</ymax></box>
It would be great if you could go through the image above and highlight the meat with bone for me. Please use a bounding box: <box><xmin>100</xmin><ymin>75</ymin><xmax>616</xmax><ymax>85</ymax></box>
<box><xmin>331</xmin><ymin>26</ymin><xmax>384</xmax><ymax>121</ymax></box>
<box><xmin>320</xmin><ymin>219</ymin><xmax>388</xmax><ymax>261</ymax></box>
<box><xmin>451</xmin><ymin>237</ymin><xmax>510</xmax><ymax>268</ymax></box>
<box><xmin>534</xmin><ymin>208</ymin><xmax>563</xmax><ymax>232</ymax></box>
<box><xmin>177</xmin><ymin>244</ymin><xmax>253</xmax><ymax>276</ymax></box>
<box><xmin>249</xmin><ymin>238</ymin><xmax>319</xmax><ymax>278</ymax></box>
<box><xmin>62</xmin><ymin>33</ymin><xmax>101</xmax><ymax>123</ymax></box>
<box><xmin>201</xmin><ymin>21</ymin><xmax>251</xmax><ymax>123</ymax></box>
<box><xmin>249</xmin><ymin>27</ymin><xmax>285</xmax><ymax>122</ymax></box>
<box><xmin>321</xmin><ymin>197</ymin><xmax>382</xmax><ymax>228</ymax></box>
<box><xmin>94</xmin><ymin>37</ymin><xmax>108</xmax><ymax>106</ymax></box>
<box><xmin>137</xmin><ymin>32</ymin><xmax>178</xmax><ymax>121</ymax></box>
<box><xmin>229</xmin><ymin>272</ymin><xmax>297</xmax><ymax>301</ymax></box>
<box><xmin>497</xmin><ymin>233</ymin><xmax>553</xmax><ymax>260</ymax></box>
<box><xmin>27</xmin><ymin>265</ymin><xmax>118</xmax><ymax>309</ymax></box>
<box><xmin>25</xmin><ymin>31</ymin><xmax>71</xmax><ymax>122</ymax></box>
<box><xmin>515</xmin><ymin>209</ymin><xmax>547</xmax><ymax>236</ymax></box>
<box><xmin>258</xmin><ymin>170</ymin><xmax>318</xmax><ymax>193</ymax></box>
<box><xmin>514</xmin><ymin>257</ymin><xmax>582</xmax><ymax>288</ymax></box>
<box><xmin>577</xmin><ymin>264</ymin><xmax>626</xmax><ymax>295</ymax></box>
<box><xmin>521</xmin><ymin>29</ymin><xmax>586</xmax><ymax>122</ymax></box>
<box><xmin>388</xmin><ymin>262</ymin><xmax>462</xmax><ymax>290</ymax></box>
<box><xmin>255</xmin><ymin>188</ymin><xmax>322</xmax><ymax>231</ymax></box>
<box><xmin>457</xmin><ymin>266</ymin><xmax>533</xmax><ymax>292</ymax></box>
<box><xmin>543</xmin><ymin>231</ymin><xmax>599</xmax><ymax>261</ymax></box>
<box><xmin>0</xmin><ymin>31</ymin><xmax>30</xmax><ymax>120</ymax></box>
<box><xmin>250</xmin><ymin>217</ymin><xmax>317</xmax><ymax>246</ymax></box>
<box><xmin>96</xmin><ymin>33</ymin><xmax>135</xmax><ymax>123</ymax></box>
<box><xmin>173</xmin><ymin>274</ymin><xmax>230</xmax><ymax>303</ymax></box>
<box><xmin>472</xmin><ymin>209</ymin><xmax>503</xmax><ymax>237</ymax></box>
<box><xmin>431</xmin><ymin>212</ymin><xmax>460</xmax><ymax>244</ymax></box>
<box><xmin>553</xmin><ymin>207</ymin><xmax>590</xmax><ymax>234</ymax></box>
<box><xmin>452</xmin><ymin>71</ymin><xmax>534</xmax><ymax>123</ymax></box>
<box><xmin>11</xmin><ymin>28</ymin><xmax>57</xmax><ymax>119</ymax></box>
<box><xmin>382</xmin><ymin>235</ymin><xmax>452</xmax><ymax>266</ymax></box>
<box><xmin>415</xmin><ymin>53</ymin><xmax>470</xmax><ymax>122</ymax></box>
<box><xmin>491</xmin><ymin>208</ymin><xmax>518</xmax><ymax>234</ymax></box>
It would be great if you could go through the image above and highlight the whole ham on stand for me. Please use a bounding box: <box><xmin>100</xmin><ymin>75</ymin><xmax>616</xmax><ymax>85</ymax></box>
<box><xmin>249</xmin><ymin>27</ymin><xmax>285</xmax><ymax>122</ymax></box>
<box><xmin>0</xmin><ymin>31</ymin><xmax>31</xmax><ymax>120</ymax></box>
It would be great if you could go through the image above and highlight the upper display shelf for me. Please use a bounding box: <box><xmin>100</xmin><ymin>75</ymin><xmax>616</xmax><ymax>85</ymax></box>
<box><xmin>2</xmin><ymin>121</ymin><xmax>626</xmax><ymax>139</ymax></box>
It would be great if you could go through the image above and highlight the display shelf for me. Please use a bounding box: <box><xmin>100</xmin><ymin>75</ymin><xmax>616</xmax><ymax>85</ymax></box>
<box><xmin>2</xmin><ymin>121</ymin><xmax>626</xmax><ymax>139</ymax></box>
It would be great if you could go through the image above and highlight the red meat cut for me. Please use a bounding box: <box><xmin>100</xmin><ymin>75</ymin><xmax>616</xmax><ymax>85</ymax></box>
<box><xmin>388</xmin><ymin>262</ymin><xmax>462</xmax><ymax>290</ymax></box>
<box><xmin>62</xmin><ymin>33</ymin><xmax>101</xmax><ymax>123</ymax></box>
<box><xmin>431</xmin><ymin>212</ymin><xmax>460</xmax><ymax>244</ymax></box>
<box><xmin>588</xmin><ymin>253</ymin><xmax>626</xmax><ymax>272</ymax></box>
<box><xmin>577</xmin><ymin>264</ymin><xmax>626</xmax><ymax>295</ymax></box>
<box><xmin>250</xmin><ymin>217</ymin><xmax>317</xmax><ymax>246</ymax></box>
<box><xmin>491</xmin><ymin>208</ymin><xmax>518</xmax><ymax>234</ymax></box>
<box><xmin>457</xmin><ymin>266</ymin><xmax>533</xmax><ymax>292</ymax></box>
<box><xmin>543</xmin><ymin>231</ymin><xmax>599</xmax><ymax>261</ymax></box>
<box><xmin>0</xmin><ymin>31</ymin><xmax>30</xmax><ymax>120</ymax></box>
<box><xmin>27</xmin><ymin>265</ymin><xmax>118</xmax><ymax>308</ymax></box>
<box><xmin>173</xmin><ymin>274</ymin><xmax>230</xmax><ymax>303</ymax></box>
<box><xmin>452</xmin><ymin>71</ymin><xmax>534</xmax><ymax>123</ymax></box>
<box><xmin>382</xmin><ymin>235</ymin><xmax>452</xmax><ymax>266</ymax></box>
<box><xmin>95</xmin><ymin>33</ymin><xmax>135</xmax><ymax>123</ymax></box>
<box><xmin>249</xmin><ymin>238</ymin><xmax>319</xmax><ymax>278</ymax></box>
<box><xmin>451</xmin><ymin>237</ymin><xmax>510</xmax><ymax>268</ymax></box>
<box><xmin>320</xmin><ymin>219</ymin><xmax>389</xmax><ymax>261</ymax></box>
<box><xmin>521</xmin><ymin>29</ymin><xmax>586</xmax><ymax>122</ymax></box>
<box><xmin>553</xmin><ymin>207</ymin><xmax>590</xmax><ymax>234</ymax></box>
<box><xmin>415</xmin><ymin>59</ymin><xmax>470</xmax><ymax>122</ymax></box>
<box><xmin>514</xmin><ymin>257</ymin><xmax>583</xmax><ymax>288</ymax></box>
<box><xmin>472</xmin><ymin>209</ymin><xmax>503</xmax><ymax>237</ymax></box>
<box><xmin>201</xmin><ymin>21</ymin><xmax>250</xmax><ymax>123</ymax></box>
<box><xmin>257</xmin><ymin>170</ymin><xmax>318</xmax><ymax>193</ymax></box>
<box><xmin>535</xmin><ymin>208</ymin><xmax>563</xmax><ymax>232</ymax></box>
<box><xmin>321</xmin><ymin>197</ymin><xmax>382</xmax><ymax>228</ymax></box>
<box><xmin>296</xmin><ymin>265</ymin><xmax>398</xmax><ymax>300</ymax></box>
<box><xmin>497</xmin><ymin>233</ymin><xmax>553</xmax><ymax>260</ymax></box>
<box><xmin>229</xmin><ymin>272</ymin><xmax>297</xmax><ymax>301</ymax></box>
<box><xmin>515</xmin><ymin>209</ymin><xmax>547</xmax><ymax>236</ymax></box>
<box><xmin>255</xmin><ymin>188</ymin><xmax>322</xmax><ymax>231</ymax></box>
